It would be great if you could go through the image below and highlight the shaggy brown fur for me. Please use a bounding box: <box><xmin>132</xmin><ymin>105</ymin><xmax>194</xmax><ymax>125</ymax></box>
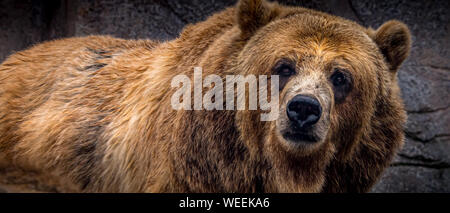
<box><xmin>0</xmin><ymin>0</ymin><xmax>410</xmax><ymax>192</ymax></box>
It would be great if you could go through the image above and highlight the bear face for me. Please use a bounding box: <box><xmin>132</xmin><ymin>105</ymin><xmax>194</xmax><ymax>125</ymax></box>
<box><xmin>228</xmin><ymin>0</ymin><xmax>410</xmax><ymax>191</ymax></box>
<box><xmin>239</xmin><ymin>12</ymin><xmax>385</xmax><ymax>158</ymax></box>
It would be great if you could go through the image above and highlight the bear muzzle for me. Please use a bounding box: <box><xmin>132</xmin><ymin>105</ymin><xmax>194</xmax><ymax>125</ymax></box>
<box><xmin>284</xmin><ymin>95</ymin><xmax>322</xmax><ymax>143</ymax></box>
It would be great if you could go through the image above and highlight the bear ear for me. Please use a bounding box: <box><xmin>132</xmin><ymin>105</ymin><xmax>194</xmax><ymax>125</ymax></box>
<box><xmin>236</xmin><ymin>0</ymin><xmax>280</xmax><ymax>38</ymax></box>
<box><xmin>370</xmin><ymin>20</ymin><xmax>412</xmax><ymax>72</ymax></box>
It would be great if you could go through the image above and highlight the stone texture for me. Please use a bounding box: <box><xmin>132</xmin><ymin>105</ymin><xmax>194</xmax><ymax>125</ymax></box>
<box><xmin>71</xmin><ymin>0</ymin><xmax>236</xmax><ymax>40</ymax></box>
<box><xmin>373</xmin><ymin>165</ymin><xmax>449</xmax><ymax>193</ymax></box>
<box><xmin>0</xmin><ymin>0</ymin><xmax>448</xmax><ymax>192</ymax></box>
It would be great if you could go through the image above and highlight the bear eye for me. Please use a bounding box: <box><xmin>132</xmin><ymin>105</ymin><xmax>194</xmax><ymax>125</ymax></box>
<box><xmin>276</xmin><ymin>64</ymin><xmax>295</xmax><ymax>77</ymax></box>
<box><xmin>273</xmin><ymin>59</ymin><xmax>296</xmax><ymax>91</ymax></box>
<box><xmin>330</xmin><ymin>68</ymin><xmax>352</xmax><ymax>103</ymax></box>
<box><xmin>331</xmin><ymin>70</ymin><xmax>347</xmax><ymax>87</ymax></box>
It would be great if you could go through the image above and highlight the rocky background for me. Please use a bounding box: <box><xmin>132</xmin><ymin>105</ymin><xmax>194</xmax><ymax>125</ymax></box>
<box><xmin>0</xmin><ymin>0</ymin><xmax>448</xmax><ymax>192</ymax></box>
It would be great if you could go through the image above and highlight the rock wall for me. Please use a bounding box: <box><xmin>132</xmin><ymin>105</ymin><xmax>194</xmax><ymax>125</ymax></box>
<box><xmin>0</xmin><ymin>0</ymin><xmax>448</xmax><ymax>192</ymax></box>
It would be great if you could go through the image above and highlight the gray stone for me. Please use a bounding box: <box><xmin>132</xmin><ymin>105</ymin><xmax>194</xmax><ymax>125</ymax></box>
<box><xmin>350</xmin><ymin>0</ymin><xmax>450</xmax><ymax>69</ymax></box>
<box><xmin>399</xmin><ymin>137</ymin><xmax>450</xmax><ymax>165</ymax></box>
<box><xmin>372</xmin><ymin>166</ymin><xmax>450</xmax><ymax>193</ymax></box>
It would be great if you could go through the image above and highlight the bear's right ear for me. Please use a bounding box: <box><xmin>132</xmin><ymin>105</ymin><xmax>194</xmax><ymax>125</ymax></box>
<box><xmin>236</xmin><ymin>0</ymin><xmax>280</xmax><ymax>38</ymax></box>
<box><xmin>370</xmin><ymin>20</ymin><xmax>412</xmax><ymax>72</ymax></box>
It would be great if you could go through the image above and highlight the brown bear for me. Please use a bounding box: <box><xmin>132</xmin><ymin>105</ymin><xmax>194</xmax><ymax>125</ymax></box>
<box><xmin>0</xmin><ymin>0</ymin><xmax>410</xmax><ymax>192</ymax></box>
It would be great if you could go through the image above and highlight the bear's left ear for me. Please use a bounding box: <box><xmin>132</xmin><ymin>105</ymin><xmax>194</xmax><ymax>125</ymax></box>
<box><xmin>236</xmin><ymin>0</ymin><xmax>280</xmax><ymax>38</ymax></box>
<box><xmin>370</xmin><ymin>20</ymin><xmax>412</xmax><ymax>72</ymax></box>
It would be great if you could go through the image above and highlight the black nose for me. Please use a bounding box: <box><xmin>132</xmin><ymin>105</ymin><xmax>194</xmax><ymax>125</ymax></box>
<box><xmin>286</xmin><ymin>95</ymin><xmax>322</xmax><ymax>130</ymax></box>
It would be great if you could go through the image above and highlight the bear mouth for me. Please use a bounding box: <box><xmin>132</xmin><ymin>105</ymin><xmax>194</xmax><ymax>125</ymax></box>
<box><xmin>282</xmin><ymin>132</ymin><xmax>318</xmax><ymax>143</ymax></box>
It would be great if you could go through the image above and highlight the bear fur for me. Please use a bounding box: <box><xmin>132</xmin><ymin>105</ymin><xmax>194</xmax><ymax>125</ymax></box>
<box><xmin>0</xmin><ymin>0</ymin><xmax>410</xmax><ymax>192</ymax></box>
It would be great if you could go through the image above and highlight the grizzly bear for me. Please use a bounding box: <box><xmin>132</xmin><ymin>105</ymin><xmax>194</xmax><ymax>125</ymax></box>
<box><xmin>0</xmin><ymin>0</ymin><xmax>410</xmax><ymax>192</ymax></box>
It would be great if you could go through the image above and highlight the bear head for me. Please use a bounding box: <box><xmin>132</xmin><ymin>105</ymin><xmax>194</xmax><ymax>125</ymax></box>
<box><xmin>172</xmin><ymin>0</ymin><xmax>410</xmax><ymax>192</ymax></box>
<box><xmin>231</xmin><ymin>0</ymin><xmax>410</xmax><ymax>191</ymax></box>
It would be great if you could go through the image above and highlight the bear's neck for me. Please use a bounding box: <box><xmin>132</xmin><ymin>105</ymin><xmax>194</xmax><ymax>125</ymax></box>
<box><xmin>143</xmin><ymin>7</ymin><xmax>273</xmax><ymax>192</ymax></box>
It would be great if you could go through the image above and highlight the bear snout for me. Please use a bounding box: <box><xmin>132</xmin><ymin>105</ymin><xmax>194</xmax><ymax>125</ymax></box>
<box><xmin>286</xmin><ymin>95</ymin><xmax>322</xmax><ymax>130</ymax></box>
<box><xmin>282</xmin><ymin>95</ymin><xmax>323</xmax><ymax>143</ymax></box>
